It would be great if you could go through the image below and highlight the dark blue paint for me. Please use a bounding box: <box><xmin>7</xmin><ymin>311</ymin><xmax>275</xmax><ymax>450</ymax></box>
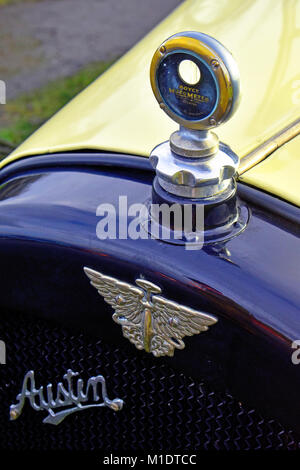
<box><xmin>0</xmin><ymin>158</ymin><xmax>299</xmax><ymax>432</ymax></box>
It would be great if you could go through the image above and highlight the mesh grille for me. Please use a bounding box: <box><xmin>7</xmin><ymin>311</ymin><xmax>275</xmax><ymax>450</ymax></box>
<box><xmin>0</xmin><ymin>310</ymin><xmax>299</xmax><ymax>451</ymax></box>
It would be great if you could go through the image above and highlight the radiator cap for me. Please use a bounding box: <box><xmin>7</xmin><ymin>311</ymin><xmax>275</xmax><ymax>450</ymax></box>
<box><xmin>150</xmin><ymin>31</ymin><xmax>240</xmax><ymax>199</ymax></box>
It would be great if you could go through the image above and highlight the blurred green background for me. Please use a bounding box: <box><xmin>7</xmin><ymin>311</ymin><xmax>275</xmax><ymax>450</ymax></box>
<box><xmin>0</xmin><ymin>0</ymin><xmax>40</xmax><ymax>5</ymax></box>
<box><xmin>0</xmin><ymin>60</ymin><xmax>113</xmax><ymax>153</ymax></box>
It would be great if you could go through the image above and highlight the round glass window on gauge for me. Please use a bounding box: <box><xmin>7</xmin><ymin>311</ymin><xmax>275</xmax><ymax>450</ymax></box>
<box><xmin>178</xmin><ymin>59</ymin><xmax>201</xmax><ymax>85</ymax></box>
<box><xmin>156</xmin><ymin>52</ymin><xmax>218</xmax><ymax>122</ymax></box>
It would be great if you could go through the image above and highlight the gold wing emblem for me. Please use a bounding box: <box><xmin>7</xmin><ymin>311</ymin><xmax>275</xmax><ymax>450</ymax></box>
<box><xmin>84</xmin><ymin>267</ymin><xmax>145</xmax><ymax>351</ymax></box>
<box><xmin>84</xmin><ymin>267</ymin><xmax>217</xmax><ymax>357</ymax></box>
<box><xmin>150</xmin><ymin>296</ymin><xmax>217</xmax><ymax>357</ymax></box>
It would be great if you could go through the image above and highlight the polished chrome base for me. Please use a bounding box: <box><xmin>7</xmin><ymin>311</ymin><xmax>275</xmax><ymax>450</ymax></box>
<box><xmin>150</xmin><ymin>131</ymin><xmax>239</xmax><ymax>199</ymax></box>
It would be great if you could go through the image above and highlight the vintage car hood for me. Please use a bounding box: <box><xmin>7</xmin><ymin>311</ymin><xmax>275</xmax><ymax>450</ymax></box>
<box><xmin>1</xmin><ymin>0</ymin><xmax>300</xmax><ymax>205</ymax></box>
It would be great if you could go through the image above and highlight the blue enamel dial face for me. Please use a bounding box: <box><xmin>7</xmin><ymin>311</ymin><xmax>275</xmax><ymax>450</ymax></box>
<box><xmin>156</xmin><ymin>52</ymin><xmax>218</xmax><ymax>122</ymax></box>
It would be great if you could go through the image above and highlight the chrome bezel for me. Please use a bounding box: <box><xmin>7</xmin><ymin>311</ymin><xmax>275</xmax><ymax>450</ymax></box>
<box><xmin>150</xmin><ymin>31</ymin><xmax>240</xmax><ymax>130</ymax></box>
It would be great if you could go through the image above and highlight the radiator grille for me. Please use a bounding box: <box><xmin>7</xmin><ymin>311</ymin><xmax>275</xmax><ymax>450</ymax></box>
<box><xmin>0</xmin><ymin>310</ymin><xmax>298</xmax><ymax>451</ymax></box>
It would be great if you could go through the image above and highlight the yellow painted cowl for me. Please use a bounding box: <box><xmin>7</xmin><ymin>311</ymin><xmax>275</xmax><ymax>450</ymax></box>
<box><xmin>1</xmin><ymin>0</ymin><xmax>300</xmax><ymax>206</ymax></box>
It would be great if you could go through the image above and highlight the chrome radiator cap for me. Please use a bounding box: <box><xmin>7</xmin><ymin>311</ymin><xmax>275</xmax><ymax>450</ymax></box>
<box><xmin>149</xmin><ymin>31</ymin><xmax>240</xmax><ymax>201</ymax></box>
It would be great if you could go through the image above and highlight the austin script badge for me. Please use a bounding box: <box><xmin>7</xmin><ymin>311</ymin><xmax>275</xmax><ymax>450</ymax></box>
<box><xmin>10</xmin><ymin>369</ymin><xmax>124</xmax><ymax>425</ymax></box>
<box><xmin>84</xmin><ymin>267</ymin><xmax>217</xmax><ymax>357</ymax></box>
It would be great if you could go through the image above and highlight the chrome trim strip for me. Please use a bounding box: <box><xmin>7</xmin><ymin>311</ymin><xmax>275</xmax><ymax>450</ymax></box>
<box><xmin>238</xmin><ymin>118</ymin><xmax>300</xmax><ymax>175</ymax></box>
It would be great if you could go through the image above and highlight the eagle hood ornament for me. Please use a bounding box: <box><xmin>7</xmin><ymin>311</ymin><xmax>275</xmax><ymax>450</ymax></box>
<box><xmin>84</xmin><ymin>267</ymin><xmax>217</xmax><ymax>357</ymax></box>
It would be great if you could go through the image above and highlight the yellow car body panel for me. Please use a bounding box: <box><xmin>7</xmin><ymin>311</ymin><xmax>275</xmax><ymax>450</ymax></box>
<box><xmin>1</xmin><ymin>0</ymin><xmax>300</xmax><ymax>205</ymax></box>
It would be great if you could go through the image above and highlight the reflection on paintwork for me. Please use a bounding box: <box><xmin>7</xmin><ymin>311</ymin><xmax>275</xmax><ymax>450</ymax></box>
<box><xmin>0</xmin><ymin>168</ymin><xmax>299</xmax><ymax>342</ymax></box>
<box><xmin>0</xmin><ymin>175</ymin><xmax>44</xmax><ymax>202</ymax></box>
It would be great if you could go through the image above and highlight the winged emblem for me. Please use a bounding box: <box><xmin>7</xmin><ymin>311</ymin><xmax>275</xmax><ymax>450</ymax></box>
<box><xmin>84</xmin><ymin>267</ymin><xmax>217</xmax><ymax>357</ymax></box>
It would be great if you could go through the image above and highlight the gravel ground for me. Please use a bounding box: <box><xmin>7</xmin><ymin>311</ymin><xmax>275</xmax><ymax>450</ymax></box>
<box><xmin>0</xmin><ymin>0</ymin><xmax>183</xmax><ymax>100</ymax></box>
